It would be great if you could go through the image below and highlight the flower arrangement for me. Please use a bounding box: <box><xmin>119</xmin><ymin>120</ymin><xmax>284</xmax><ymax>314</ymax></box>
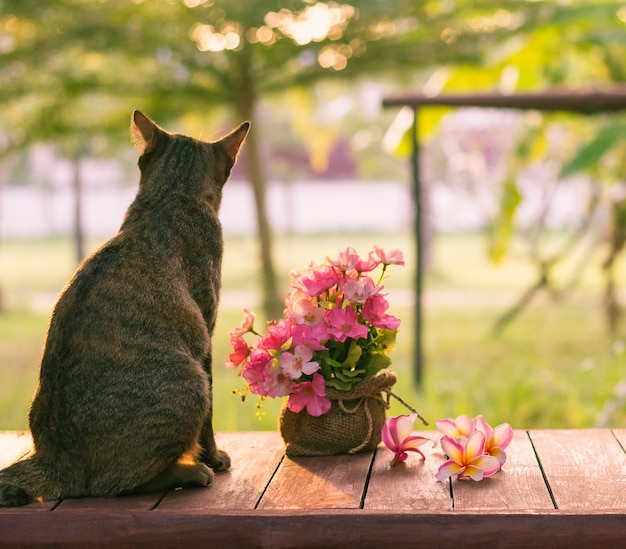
<box><xmin>226</xmin><ymin>246</ymin><xmax>405</xmax><ymax>417</ymax></box>
<box><xmin>382</xmin><ymin>413</ymin><xmax>514</xmax><ymax>482</ymax></box>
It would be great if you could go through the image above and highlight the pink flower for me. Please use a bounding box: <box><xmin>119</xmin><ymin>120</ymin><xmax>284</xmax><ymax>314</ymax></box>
<box><xmin>261</xmin><ymin>319</ymin><xmax>292</xmax><ymax>352</ymax></box>
<box><xmin>342</xmin><ymin>277</ymin><xmax>380</xmax><ymax>304</ymax></box>
<box><xmin>328</xmin><ymin>247</ymin><xmax>361</xmax><ymax>271</ymax></box>
<box><xmin>225</xmin><ymin>335</ymin><xmax>249</xmax><ymax>369</ymax></box>
<box><xmin>290</xmin><ymin>323</ymin><xmax>328</xmax><ymax>351</ymax></box>
<box><xmin>361</xmin><ymin>294</ymin><xmax>400</xmax><ymax>330</ymax></box>
<box><xmin>229</xmin><ymin>308</ymin><xmax>256</xmax><ymax>338</ymax></box>
<box><xmin>436</xmin><ymin>415</ymin><xmax>476</xmax><ymax>442</ymax></box>
<box><xmin>287</xmin><ymin>373</ymin><xmax>331</xmax><ymax>416</ymax></box>
<box><xmin>325</xmin><ymin>305</ymin><xmax>369</xmax><ymax>342</ymax></box>
<box><xmin>374</xmin><ymin>246</ymin><xmax>405</xmax><ymax>266</ymax></box>
<box><xmin>280</xmin><ymin>345</ymin><xmax>320</xmax><ymax>380</ymax></box>
<box><xmin>299</xmin><ymin>265</ymin><xmax>339</xmax><ymax>297</ymax></box>
<box><xmin>475</xmin><ymin>415</ymin><xmax>514</xmax><ymax>466</ymax></box>
<box><xmin>435</xmin><ymin>431</ymin><xmax>502</xmax><ymax>482</ymax></box>
<box><xmin>263</xmin><ymin>362</ymin><xmax>294</xmax><ymax>398</ymax></box>
<box><xmin>355</xmin><ymin>251</ymin><xmax>380</xmax><ymax>273</ymax></box>
<box><xmin>241</xmin><ymin>349</ymin><xmax>273</xmax><ymax>395</ymax></box>
<box><xmin>381</xmin><ymin>414</ymin><xmax>434</xmax><ymax>467</ymax></box>
<box><xmin>288</xmin><ymin>297</ymin><xmax>327</xmax><ymax>326</ymax></box>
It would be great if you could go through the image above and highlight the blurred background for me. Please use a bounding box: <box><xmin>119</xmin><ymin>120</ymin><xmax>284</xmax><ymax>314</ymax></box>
<box><xmin>1</xmin><ymin>0</ymin><xmax>625</xmax><ymax>432</ymax></box>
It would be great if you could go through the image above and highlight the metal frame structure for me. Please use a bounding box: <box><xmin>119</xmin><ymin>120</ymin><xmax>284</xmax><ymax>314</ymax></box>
<box><xmin>382</xmin><ymin>88</ymin><xmax>626</xmax><ymax>385</ymax></box>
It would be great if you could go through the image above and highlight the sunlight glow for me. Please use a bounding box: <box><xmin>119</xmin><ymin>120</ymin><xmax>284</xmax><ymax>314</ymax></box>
<box><xmin>190</xmin><ymin>22</ymin><xmax>241</xmax><ymax>52</ymax></box>
<box><xmin>264</xmin><ymin>2</ymin><xmax>356</xmax><ymax>46</ymax></box>
<box><xmin>189</xmin><ymin>1</ymin><xmax>357</xmax><ymax>68</ymax></box>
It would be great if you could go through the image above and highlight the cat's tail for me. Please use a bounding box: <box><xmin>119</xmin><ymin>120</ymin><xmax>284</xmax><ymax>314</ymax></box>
<box><xmin>0</xmin><ymin>456</ymin><xmax>57</xmax><ymax>507</ymax></box>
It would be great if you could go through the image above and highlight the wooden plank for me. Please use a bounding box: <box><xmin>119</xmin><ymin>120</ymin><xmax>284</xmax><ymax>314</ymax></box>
<box><xmin>56</xmin><ymin>493</ymin><xmax>165</xmax><ymax>512</ymax></box>
<box><xmin>0</xmin><ymin>431</ymin><xmax>33</xmax><ymax>469</ymax></box>
<box><xmin>364</xmin><ymin>430</ymin><xmax>451</xmax><ymax>510</ymax></box>
<box><xmin>453</xmin><ymin>429</ymin><xmax>555</xmax><ymax>511</ymax></box>
<box><xmin>258</xmin><ymin>450</ymin><xmax>374</xmax><ymax>510</ymax></box>
<box><xmin>529</xmin><ymin>429</ymin><xmax>626</xmax><ymax>511</ymax></box>
<box><xmin>1</xmin><ymin>510</ymin><xmax>625</xmax><ymax>548</ymax></box>
<box><xmin>157</xmin><ymin>431</ymin><xmax>284</xmax><ymax>511</ymax></box>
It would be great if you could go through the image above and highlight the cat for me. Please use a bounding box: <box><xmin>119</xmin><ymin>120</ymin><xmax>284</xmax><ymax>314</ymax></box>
<box><xmin>0</xmin><ymin>111</ymin><xmax>249</xmax><ymax>507</ymax></box>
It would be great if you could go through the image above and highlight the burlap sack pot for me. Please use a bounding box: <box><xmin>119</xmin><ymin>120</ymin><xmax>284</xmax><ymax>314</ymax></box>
<box><xmin>279</xmin><ymin>370</ymin><xmax>397</xmax><ymax>457</ymax></box>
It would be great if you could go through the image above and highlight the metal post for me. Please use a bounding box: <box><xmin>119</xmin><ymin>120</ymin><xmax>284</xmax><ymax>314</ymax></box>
<box><xmin>410</xmin><ymin>107</ymin><xmax>423</xmax><ymax>387</ymax></box>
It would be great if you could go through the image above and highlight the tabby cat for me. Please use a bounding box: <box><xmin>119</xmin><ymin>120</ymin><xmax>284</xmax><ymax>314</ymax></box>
<box><xmin>0</xmin><ymin>111</ymin><xmax>249</xmax><ymax>506</ymax></box>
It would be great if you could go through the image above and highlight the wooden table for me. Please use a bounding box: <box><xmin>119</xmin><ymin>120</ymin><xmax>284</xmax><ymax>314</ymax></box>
<box><xmin>0</xmin><ymin>429</ymin><xmax>624</xmax><ymax>548</ymax></box>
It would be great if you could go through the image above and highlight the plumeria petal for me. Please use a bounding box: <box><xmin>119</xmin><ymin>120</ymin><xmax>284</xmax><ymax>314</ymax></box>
<box><xmin>440</xmin><ymin>435</ymin><xmax>465</xmax><ymax>464</ymax></box>
<box><xmin>489</xmin><ymin>447</ymin><xmax>508</xmax><ymax>466</ymax></box>
<box><xmin>435</xmin><ymin>460</ymin><xmax>464</xmax><ymax>481</ymax></box>
<box><xmin>470</xmin><ymin>455</ymin><xmax>501</xmax><ymax>478</ymax></box>
<box><xmin>455</xmin><ymin>415</ymin><xmax>477</xmax><ymax>438</ymax></box>
<box><xmin>461</xmin><ymin>465</ymin><xmax>485</xmax><ymax>481</ymax></box>
<box><xmin>474</xmin><ymin>415</ymin><xmax>493</xmax><ymax>439</ymax></box>
<box><xmin>381</xmin><ymin>414</ymin><xmax>415</xmax><ymax>451</ymax></box>
<box><xmin>393</xmin><ymin>414</ymin><xmax>417</xmax><ymax>442</ymax></box>
<box><xmin>435</xmin><ymin>418</ymin><xmax>460</xmax><ymax>438</ymax></box>
<box><xmin>492</xmin><ymin>423</ymin><xmax>514</xmax><ymax>450</ymax></box>
<box><xmin>464</xmin><ymin>430</ymin><xmax>487</xmax><ymax>461</ymax></box>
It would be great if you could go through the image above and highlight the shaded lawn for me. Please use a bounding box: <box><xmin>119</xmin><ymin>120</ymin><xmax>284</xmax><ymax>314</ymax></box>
<box><xmin>0</xmin><ymin>232</ymin><xmax>624</xmax><ymax>431</ymax></box>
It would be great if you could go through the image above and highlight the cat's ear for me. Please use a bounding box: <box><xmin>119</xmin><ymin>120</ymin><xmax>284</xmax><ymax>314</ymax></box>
<box><xmin>131</xmin><ymin>111</ymin><xmax>162</xmax><ymax>154</ymax></box>
<box><xmin>218</xmin><ymin>121</ymin><xmax>250</xmax><ymax>164</ymax></box>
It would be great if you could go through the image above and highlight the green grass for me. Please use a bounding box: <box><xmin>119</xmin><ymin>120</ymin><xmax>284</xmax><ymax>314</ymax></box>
<box><xmin>1</xmin><ymin>232</ymin><xmax>625</xmax><ymax>431</ymax></box>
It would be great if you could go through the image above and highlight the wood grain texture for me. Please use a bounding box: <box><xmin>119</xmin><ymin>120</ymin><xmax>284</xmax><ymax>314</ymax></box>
<box><xmin>364</xmin><ymin>430</ymin><xmax>451</xmax><ymax>510</ymax></box>
<box><xmin>1</xmin><ymin>429</ymin><xmax>625</xmax><ymax>546</ymax></box>
<box><xmin>157</xmin><ymin>431</ymin><xmax>284</xmax><ymax>511</ymax></box>
<box><xmin>452</xmin><ymin>430</ymin><xmax>555</xmax><ymax>511</ymax></box>
<box><xmin>529</xmin><ymin>429</ymin><xmax>626</xmax><ymax>511</ymax></box>
<box><xmin>0</xmin><ymin>510</ymin><xmax>625</xmax><ymax>548</ymax></box>
<box><xmin>258</xmin><ymin>450</ymin><xmax>373</xmax><ymax>509</ymax></box>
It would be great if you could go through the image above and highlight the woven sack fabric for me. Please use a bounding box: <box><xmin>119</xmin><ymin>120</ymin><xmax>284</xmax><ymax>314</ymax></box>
<box><xmin>279</xmin><ymin>370</ymin><xmax>397</xmax><ymax>457</ymax></box>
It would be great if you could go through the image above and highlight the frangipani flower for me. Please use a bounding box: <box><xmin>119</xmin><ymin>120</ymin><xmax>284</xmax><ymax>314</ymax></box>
<box><xmin>475</xmin><ymin>415</ymin><xmax>514</xmax><ymax>466</ymax></box>
<box><xmin>435</xmin><ymin>431</ymin><xmax>501</xmax><ymax>482</ymax></box>
<box><xmin>435</xmin><ymin>415</ymin><xmax>476</xmax><ymax>442</ymax></box>
<box><xmin>381</xmin><ymin>414</ymin><xmax>434</xmax><ymax>467</ymax></box>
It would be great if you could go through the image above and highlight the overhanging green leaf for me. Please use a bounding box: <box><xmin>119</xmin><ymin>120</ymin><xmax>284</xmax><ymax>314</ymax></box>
<box><xmin>560</xmin><ymin>122</ymin><xmax>626</xmax><ymax>179</ymax></box>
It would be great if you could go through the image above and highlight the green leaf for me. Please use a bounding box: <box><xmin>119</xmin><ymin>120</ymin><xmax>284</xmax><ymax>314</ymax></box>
<box><xmin>325</xmin><ymin>377</ymin><xmax>356</xmax><ymax>391</ymax></box>
<box><xmin>560</xmin><ymin>122</ymin><xmax>626</xmax><ymax>179</ymax></box>
<box><xmin>371</xmin><ymin>329</ymin><xmax>397</xmax><ymax>354</ymax></box>
<box><xmin>342</xmin><ymin>340</ymin><xmax>363</xmax><ymax>369</ymax></box>
<box><xmin>359</xmin><ymin>353</ymin><xmax>392</xmax><ymax>378</ymax></box>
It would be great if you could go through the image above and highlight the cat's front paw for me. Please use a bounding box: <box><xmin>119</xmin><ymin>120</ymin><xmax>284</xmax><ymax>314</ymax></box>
<box><xmin>202</xmin><ymin>448</ymin><xmax>231</xmax><ymax>471</ymax></box>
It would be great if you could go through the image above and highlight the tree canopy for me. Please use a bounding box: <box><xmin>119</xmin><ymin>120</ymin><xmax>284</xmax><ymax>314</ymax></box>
<box><xmin>2</xmin><ymin>0</ymin><xmax>626</xmax><ymax>316</ymax></box>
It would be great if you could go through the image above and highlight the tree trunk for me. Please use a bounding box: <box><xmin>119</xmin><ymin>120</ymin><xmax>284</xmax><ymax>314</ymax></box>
<box><xmin>72</xmin><ymin>155</ymin><xmax>86</xmax><ymax>264</ymax></box>
<box><xmin>234</xmin><ymin>52</ymin><xmax>282</xmax><ymax>320</ymax></box>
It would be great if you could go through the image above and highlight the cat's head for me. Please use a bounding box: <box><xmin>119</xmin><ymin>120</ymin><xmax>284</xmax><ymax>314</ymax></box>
<box><xmin>130</xmin><ymin>110</ymin><xmax>249</xmax><ymax>210</ymax></box>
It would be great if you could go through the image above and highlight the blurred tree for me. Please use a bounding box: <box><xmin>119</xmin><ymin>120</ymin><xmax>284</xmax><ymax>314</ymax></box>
<box><xmin>1</xmin><ymin>0</ymin><xmax>622</xmax><ymax>317</ymax></box>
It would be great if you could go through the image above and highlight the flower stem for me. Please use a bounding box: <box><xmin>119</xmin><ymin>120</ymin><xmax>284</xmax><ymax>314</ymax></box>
<box><xmin>384</xmin><ymin>389</ymin><xmax>429</xmax><ymax>425</ymax></box>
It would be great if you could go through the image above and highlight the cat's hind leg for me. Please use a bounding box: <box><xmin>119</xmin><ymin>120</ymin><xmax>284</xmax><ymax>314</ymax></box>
<box><xmin>132</xmin><ymin>461</ymin><xmax>213</xmax><ymax>494</ymax></box>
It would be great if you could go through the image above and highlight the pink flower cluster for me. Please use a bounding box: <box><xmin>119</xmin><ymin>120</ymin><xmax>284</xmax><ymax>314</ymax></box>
<box><xmin>381</xmin><ymin>413</ymin><xmax>513</xmax><ymax>482</ymax></box>
<box><xmin>226</xmin><ymin>246</ymin><xmax>405</xmax><ymax>417</ymax></box>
